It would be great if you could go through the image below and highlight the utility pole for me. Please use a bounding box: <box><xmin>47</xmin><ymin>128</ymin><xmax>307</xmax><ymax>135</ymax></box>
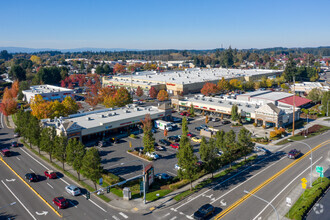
<box><xmin>292</xmin><ymin>76</ymin><xmax>296</xmax><ymax>136</ymax></box>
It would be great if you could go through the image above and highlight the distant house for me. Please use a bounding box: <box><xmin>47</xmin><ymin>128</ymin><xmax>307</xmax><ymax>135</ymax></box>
<box><xmin>22</xmin><ymin>85</ymin><xmax>74</xmax><ymax>103</ymax></box>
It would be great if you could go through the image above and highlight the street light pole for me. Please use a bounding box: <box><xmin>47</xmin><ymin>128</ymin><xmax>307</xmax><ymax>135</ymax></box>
<box><xmin>121</xmin><ymin>159</ymin><xmax>146</xmax><ymax>204</ymax></box>
<box><xmin>288</xmin><ymin>139</ymin><xmax>313</xmax><ymax>187</ymax></box>
<box><xmin>244</xmin><ymin>190</ymin><xmax>279</xmax><ymax>220</ymax></box>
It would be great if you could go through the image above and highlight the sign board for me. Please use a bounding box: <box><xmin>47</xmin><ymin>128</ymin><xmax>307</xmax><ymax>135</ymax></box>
<box><xmin>301</xmin><ymin>178</ymin><xmax>307</xmax><ymax>183</ymax></box>
<box><xmin>316</xmin><ymin>166</ymin><xmax>324</xmax><ymax>173</ymax></box>
<box><xmin>99</xmin><ymin>178</ymin><xmax>103</xmax><ymax>186</ymax></box>
<box><xmin>286</xmin><ymin>197</ymin><xmax>292</xmax><ymax>207</ymax></box>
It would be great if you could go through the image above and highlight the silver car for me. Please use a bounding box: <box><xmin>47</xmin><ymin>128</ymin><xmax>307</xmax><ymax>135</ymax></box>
<box><xmin>65</xmin><ymin>185</ymin><xmax>81</xmax><ymax>196</ymax></box>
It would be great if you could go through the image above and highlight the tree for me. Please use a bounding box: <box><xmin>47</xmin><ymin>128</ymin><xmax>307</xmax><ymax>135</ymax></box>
<box><xmin>40</xmin><ymin>127</ymin><xmax>56</xmax><ymax>162</ymax></box>
<box><xmin>30</xmin><ymin>55</ymin><xmax>41</xmax><ymax>65</ymax></box>
<box><xmin>157</xmin><ymin>90</ymin><xmax>169</xmax><ymax>101</ymax></box>
<box><xmin>217</xmin><ymin>77</ymin><xmax>231</xmax><ymax>93</ymax></box>
<box><xmin>81</xmin><ymin>148</ymin><xmax>102</xmax><ymax>190</ymax></box>
<box><xmin>114</xmin><ymin>87</ymin><xmax>132</xmax><ymax>107</ymax></box>
<box><xmin>307</xmin><ymin>88</ymin><xmax>323</xmax><ymax>103</ymax></box>
<box><xmin>96</xmin><ymin>65</ymin><xmax>104</xmax><ymax>75</ymax></box>
<box><xmin>85</xmin><ymin>92</ymin><xmax>99</xmax><ymax>108</ymax></box>
<box><xmin>231</xmin><ymin>104</ymin><xmax>239</xmax><ymax>121</ymax></box>
<box><xmin>141</xmin><ymin>114</ymin><xmax>155</xmax><ymax>153</ymax></box>
<box><xmin>223</xmin><ymin>47</ymin><xmax>234</xmax><ymax>68</ymax></box>
<box><xmin>205</xmin><ymin>115</ymin><xmax>209</xmax><ymax>124</ymax></box>
<box><xmin>223</xmin><ymin>129</ymin><xmax>236</xmax><ymax>167</ymax></box>
<box><xmin>199</xmin><ymin>137</ymin><xmax>217</xmax><ymax>177</ymax></box>
<box><xmin>66</xmin><ymin>138</ymin><xmax>86</xmax><ymax>181</ymax></box>
<box><xmin>9</xmin><ymin>65</ymin><xmax>26</xmax><ymax>81</ymax></box>
<box><xmin>54</xmin><ymin>133</ymin><xmax>67</xmax><ymax>170</ymax></box>
<box><xmin>237</xmin><ymin>128</ymin><xmax>255</xmax><ymax>161</ymax></box>
<box><xmin>266</xmin><ymin>78</ymin><xmax>273</xmax><ymax>88</ymax></box>
<box><xmin>283</xmin><ymin>55</ymin><xmax>297</xmax><ymax>82</ymax></box>
<box><xmin>62</xmin><ymin>96</ymin><xmax>79</xmax><ymax>115</ymax></box>
<box><xmin>229</xmin><ymin>79</ymin><xmax>242</xmax><ymax>90</ymax></box>
<box><xmin>189</xmin><ymin>104</ymin><xmax>195</xmax><ymax>117</ymax></box>
<box><xmin>0</xmin><ymin>50</ymin><xmax>12</xmax><ymax>60</ymax></box>
<box><xmin>0</xmin><ymin>87</ymin><xmax>17</xmax><ymax>116</ymax></box>
<box><xmin>149</xmin><ymin>87</ymin><xmax>158</xmax><ymax>99</ymax></box>
<box><xmin>321</xmin><ymin>91</ymin><xmax>330</xmax><ymax>115</ymax></box>
<box><xmin>215</xmin><ymin>130</ymin><xmax>225</xmax><ymax>151</ymax></box>
<box><xmin>136</xmin><ymin>86</ymin><xmax>144</xmax><ymax>97</ymax></box>
<box><xmin>27</xmin><ymin>115</ymin><xmax>41</xmax><ymax>153</ymax></box>
<box><xmin>201</xmin><ymin>82</ymin><xmax>218</xmax><ymax>96</ymax></box>
<box><xmin>113</xmin><ymin>63</ymin><xmax>125</xmax><ymax>73</ymax></box>
<box><xmin>11</xmin><ymin>80</ymin><xmax>19</xmax><ymax>98</ymax></box>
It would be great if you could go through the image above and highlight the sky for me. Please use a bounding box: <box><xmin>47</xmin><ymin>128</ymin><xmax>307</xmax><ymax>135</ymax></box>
<box><xmin>1</xmin><ymin>0</ymin><xmax>330</xmax><ymax>50</ymax></box>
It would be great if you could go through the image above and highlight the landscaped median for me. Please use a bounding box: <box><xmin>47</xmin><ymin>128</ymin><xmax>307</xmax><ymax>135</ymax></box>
<box><xmin>173</xmin><ymin>155</ymin><xmax>258</xmax><ymax>201</ymax></box>
<box><xmin>285</xmin><ymin>177</ymin><xmax>330</xmax><ymax>220</ymax></box>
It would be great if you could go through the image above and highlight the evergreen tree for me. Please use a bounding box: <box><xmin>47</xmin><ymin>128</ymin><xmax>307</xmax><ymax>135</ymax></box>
<box><xmin>40</xmin><ymin>127</ymin><xmax>56</xmax><ymax>162</ymax></box>
<box><xmin>223</xmin><ymin>129</ymin><xmax>237</xmax><ymax>167</ymax></box>
<box><xmin>283</xmin><ymin>55</ymin><xmax>297</xmax><ymax>82</ymax></box>
<box><xmin>231</xmin><ymin>104</ymin><xmax>239</xmax><ymax>121</ymax></box>
<box><xmin>141</xmin><ymin>114</ymin><xmax>155</xmax><ymax>153</ymax></box>
<box><xmin>199</xmin><ymin>137</ymin><xmax>217</xmax><ymax>178</ymax></box>
<box><xmin>237</xmin><ymin>128</ymin><xmax>255</xmax><ymax>161</ymax></box>
<box><xmin>189</xmin><ymin>104</ymin><xmax>195</xmax><ymax>117</ymax></box>
<box><xmin>54</xmin><ymin>133</ymin><xmax>68</xmax><ymax>170</ymax></box>
<box><xmin>66</xmin><ymin>138</ymin><xmax>86</xmax><ymax>180</ymax></box>
<box><xmin>81</xmin><ymin>148</ymin><xmax>102</xmax><ymax>190</ymax></box>
<box><xmin>215</xmin><ymin>130</ymin><xmax>225</xmax><ymax>151</ymax></box>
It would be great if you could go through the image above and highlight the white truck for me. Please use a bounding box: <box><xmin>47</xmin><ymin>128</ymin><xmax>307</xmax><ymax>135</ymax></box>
<box><xmin>154</xmin><ymin>120</ymin><xmax>173</xmax><ymax>131</ymax></box>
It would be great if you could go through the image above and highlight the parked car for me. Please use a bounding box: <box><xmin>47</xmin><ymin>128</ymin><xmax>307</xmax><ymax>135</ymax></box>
<box><xmin>171</xmin><ymin>117</ymin><xmax>182</xmax><ymax>123</ymax></box>
<box><xmin>212</xmin><ymin>117</ymin><xmax>220</xmax><ymax>122</ymax></box>
<box><xmin>146</xmin><ymin>152</ymin><xmax>160</xmax><ymax>160</ymax></box>
<box><xmin>14</xmin><ymin>133</ymin><xmax>20</xmax><ymax>138</ymax></box>
<box><xmin>170</xmin><ymin>123</ymin><xmax>178</xmax><ymax>128</ymax></box>
<box><xmin>44</xmin><ymin>170</ymin><xmax>57</xmax><ymax>179</ymax></box>
<box><xmin>0</xmin><ymin>148</ymin><xmax>11</xmax><ymax>157</ymax></box>
<box><xmin>200</xmin><ymin>124</ymin><xmax>208</xmax><ymax>129</ymax></box>
<box><xmin>170</xmin><ymin>143</ymin><xmax>180</xmax><ymax>149</ymax></box>
<box><xmin>65</xmin><ymin>185</ymin><xmax>81</xmax><ymax>196</ymax></box>
<box><xmin>168</xmin><ymin>136</ymin><xmax>180</xmax><ymax>142</ymax></box>
<box><xmin>192</xmin><ymin>137</ymin><xmax>202</xmax><ymax>143</ymax></box>
<box><xmin>134</xmin><ymin>147</ymin><xmax>144</xmax><ymax>152</ymax></box>
<box><xmin>155</xmin><ymin>145</ymin><xmax>165</xmax><ymax>151</ymax></box>
<box><xmin>53</xmin><ymin>197</ymin><xmax>69</xmax><ymax>209</ymax></box>
<box><xmin>195</xmin><ymin>127</ymin><xmax>202</xmax><ymax>131</ymax></box>
<box><xmin>151</xmin><ymin>128</ymin><xmax>157</xmax><ymax>133</ymax></box>
<box><xmin>193</xmin><ymin>204</ymin><xmax>215</xmax><ymax>220</ymax></box>
<box><xmin>159</xmin><ymin>139</ymin><xmax>171</xmax><ymax>146</ymax></box>
<box><xmin>187</xmin><ymin>132</ymin><xmax>194</xmax><ymax>137</ymax></box>
<box><xmin>174</xmin><ymin>164</ymin><xmax>181</xmax><ymax>170</ymax></box>
<box><xmin>217</xmin><ymin>150</ymin><xmax>223</xmax><ymax>157</ymax></box>
<box><xmin>155</xmin><ymin>173</ymin><xmax>173</xmax><ymax>181</ymax></box>
<box><xmin>221</xmin><ymin>120</ymin><xmax>231</xmax><ymax>125</ymax></box>
<box><xmin>110</xmin><ymin>137</ymin><xmax>119</xmax><ymax>144</ymax></box>
<box><xmin>196</xmin><ymin>161</ymin><xmax>204</xmax><ymax>168</ymax></box>
<box><xmin>11</xmin><ymin>141</ymin><xmax>18</xmax><ymax>148</ymax></box>
<box><xmin>288</xmin><ymin>149</ymin><xmax>301</xmax><ymax>159</ymax></box>
<box><xmin>25</xmin><ymin>173</ymin><xmax>38</xmax><ymax>182</ymax></box>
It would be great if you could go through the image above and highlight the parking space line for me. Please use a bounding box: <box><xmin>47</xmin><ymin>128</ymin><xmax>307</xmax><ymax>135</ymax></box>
<box><xmin>170</xmin><ymin>216</ymin><xmax>177</xmax><ymax>220</ymax></box>
<box><xmin>47</xmin><ymin>183</ymin><xmax>54</xmax><ymax>189</ymax></box>
<box><xmin>112</xmin><ymin>215</ymin><xmax>120</xmax><ymax>220</ymax></box>
<box><xmin>167</xmin><ymin>171</ymin><xmax>177</xmax><ymax>176</ymax></box>
<box><xmin>30</xmin><ymin>168</ymin><xmax>35</xmax><ymax>173</ymax></box>
<box><xmin>119</xmin><ymin>212</ymin><xmax>128</xmax><ymax>218</ymax></box>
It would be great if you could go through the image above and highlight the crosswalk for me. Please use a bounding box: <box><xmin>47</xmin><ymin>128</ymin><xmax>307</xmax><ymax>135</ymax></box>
<box><xmin>111</xmin><ymin>212</ymin><xmax>129</xmax><ymax>220</ymax></box>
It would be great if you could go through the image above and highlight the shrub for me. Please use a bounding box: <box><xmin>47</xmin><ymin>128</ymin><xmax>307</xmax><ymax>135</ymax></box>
<box><xmin>253</xmin><ymin>123</ymin><xmax>257</xmax><ymax>127</ymax></box>
<box><xmin>262</xmin><ymin>125</ymin><xmax>266</xmax><ymax>129</ymax></box>
<box><xmin>129</xmin><ymin>134</ymin><xmax>136</xmax><ymax>138</ymax></box>
<box><xmin>270</xmin><ymin>131</ymin><xmax>277</xmax><ymax>138</ymax></box>
<box><xmin>169</xmin><ymin>179</ymin><xmax>189</xmax><ymax>190</ymax></box>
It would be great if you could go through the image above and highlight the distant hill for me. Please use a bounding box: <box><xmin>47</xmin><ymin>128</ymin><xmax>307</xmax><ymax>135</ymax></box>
<box><xmin>0</xmin><ymin>47</ymin><xmax>132</xmax><ymax>53</ymax></box>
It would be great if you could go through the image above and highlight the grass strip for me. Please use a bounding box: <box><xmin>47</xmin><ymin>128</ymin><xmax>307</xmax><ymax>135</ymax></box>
<box><xmin>285</xmin><ymin>177</ymin><xmax>329</xmax><ymax>220</ymax></box>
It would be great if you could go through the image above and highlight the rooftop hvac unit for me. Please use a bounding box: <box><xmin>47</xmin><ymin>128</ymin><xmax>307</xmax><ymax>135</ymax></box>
<box><xmin>229</xmin><ymin>102</ymin><xmax>232</xmax><ymax>105</ymax></box>
<box><xmin>112</xmin><ymin>112</ymin><xmax>116</xmax><ymax>116</ymax></box>
<box><xmin>100</xmin><ymin>122</ymin><xmax>103</xmax><ymax>125</ymax></box>
<box><xmin>218</xmin><ymin>100</ymin><xmax>222</xmax><ymax>103</ymax></box>
<box><xmin>86</xmin><ymin>117</ymin><xmax>91</xmax><ymax>121</ymax></box>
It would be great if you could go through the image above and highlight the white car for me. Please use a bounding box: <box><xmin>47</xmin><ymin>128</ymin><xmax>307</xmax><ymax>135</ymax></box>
<box><xmin>65</xmin><ymin>185</ymin><xmax>81</xmax><ymax>196</ymax></box>
<box><xmin>170</xmin><ymin>123</ymin><xmax>177</xmax><ymax>128</ymax></box>
<box><xmin>174</xmin><ymin>164</ymin><xmax>181</xmax><ymax>170</ymax></box>
<box><xmin>146</xmin><ymin>152</ymin><xmax>160</xmax><ymax>160</ymax></box>
<box><xmin>217</xmin><ymin>150</ymin><xmax>223</xmax><ymax>156</ymax></box>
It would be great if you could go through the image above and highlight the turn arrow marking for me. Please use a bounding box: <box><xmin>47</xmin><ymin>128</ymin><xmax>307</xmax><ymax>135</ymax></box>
<box><xmin>220</xmin><ymin>199</ymin><xmax>227</xmax><ymax>206</ymax></box>
<box><xmin>36</xmin><ymin>211</ymin><xmax>48</xmax><ymax>216</ymax></box>
<box><xmin>5</xmin><ymin>179</ymin><xmax>16</xmax><ymax>182</ymax></box>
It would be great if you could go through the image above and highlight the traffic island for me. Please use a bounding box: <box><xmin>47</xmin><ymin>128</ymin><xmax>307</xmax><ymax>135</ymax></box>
<box><xmin>285</xmin><ymin>177</ymin><xmax>329</xmax><ymax>220</ymax></box>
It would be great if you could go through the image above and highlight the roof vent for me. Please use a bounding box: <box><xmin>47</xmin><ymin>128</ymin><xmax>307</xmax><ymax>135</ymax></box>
<box><xmin>86</xmin><ymin>117</ymin><xmax>91</xmax><ymax>121</ymax></box>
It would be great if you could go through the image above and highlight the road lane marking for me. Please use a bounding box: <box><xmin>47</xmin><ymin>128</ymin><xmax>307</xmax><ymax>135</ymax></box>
<box><xmin>82</xmin><ymin>195</ymin><xmax>107</xmax><ymax>212</ymax></box>
<box><xmin>186</xmin><ymin>215</ymin><xmax>193</xmax><ymax>219</ymax></box>
<box><xmin>30</xmin><ymin>168</ymin><xmax>35</xmax><ymax>173</ymax></box>
<box><xmin>252</xmin><ymin>156</ymin><xmax>323</xmax><ymax>220</ymax></box>
<box><xmin>170</xmin><ymin>216</ymin><xmax>177</xmax><ymax>220</ymax></box>
<box><xmin>112</xmin><ymin>215</ymin><xmax>120</xmax><ymax>220</ymax></box>
<box><xmin>20</xmin><ymin>148</ymin><xmax>70</xmax><ymax>185</ymax></box>
<box><xmin>1</xmin><ymin>180</ymin><xmax>37</xmax><ymax>220</ymax></box>
<box><xmin>119</xmin><ymin>212</ymin><xmax>128</xmax><ymax>218</ymax></box>
<box><xmin>174</xmin><ymin>152</ymin><xmax>283</xmax><ymax>210</ymax></box>
<box><xmin>69</xmin><ymin>200</ymin><xmax>78</xmax><ymax>208</ymax></box>
<box><xmin>166</xmin><ymin>171</ymin><xmax>177</xmax><ymax>176</ymax></box>
<box><xmin>214</xmin><ymin>140</ymin><xmax>330</xmax><ymax>219</ymax></box>
<box><xmin>16</xmin><ymin>157</ymin><xmax>20</xmax><ymax>160</ymax></box>
<box><xmin>210</xmin><ymin>156</ymin><xmax>287</xmax><ymax>205</ymax></box>
<box><xmin>164</xmin><ymin>213</ymin><xmax>171</xmax><ymax>217</ymax></box>
<box><xmin>0</xmin><ymin>157</ymin><xmax>62</xmax><ymax>217</ymax></box>
<box><xmin>47</xmin><ymin>183</ymin><xmax>54</xmax><ymax>189</ymax></box>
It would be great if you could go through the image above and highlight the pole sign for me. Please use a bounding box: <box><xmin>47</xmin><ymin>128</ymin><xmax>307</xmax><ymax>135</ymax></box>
<box><xmin>99</xmin><ymin>178</ymin><xmax>103</xmax><ymax>186</ymax></box>
<box><xmin>316</xmin><ymin>166</ymin><xmax>323</xmax><ymax>173</ymax></box>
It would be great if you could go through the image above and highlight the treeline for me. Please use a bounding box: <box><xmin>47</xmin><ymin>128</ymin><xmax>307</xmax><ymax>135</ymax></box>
<box><xmin>14</xmin><ymin>110</ymin><xmax>103</xmax><ymax>189</ymax></box>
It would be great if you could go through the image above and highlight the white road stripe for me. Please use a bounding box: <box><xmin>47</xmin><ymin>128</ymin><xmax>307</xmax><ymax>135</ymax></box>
<box><xmin>186</xmin><ymin>215</ymin><xmax>193</xmax><ymax>219</ymax></box>
<box><xmin>119</xmin><ymin>212</ymin><xmax>128</xmax><ymax>218</ymax></box>
<box><xmin>30</xmin><ymin>168</ymin><xmax>35</xmax><ymax>173</ymax></box>
<box><xmin>179</xmin><ymin>212</ymin><xmax>184</xmax><ymax>215</ymax></box>
<box><xmin>175</xmin><ymin>153</ymin><xmax>283</xmax><ymax>210</ymax></box>
<box><xmin>252</xmin><ymin>156</ymin><xmax>323</xmax><ymax>220</ymax></box>
<box><xmin>112</xmin><ymin>215</ymin><xmax>120</xmax><ymax>220</ymax></box>
<box><xmin>166</xmin><ymin>171</ymin><xmax>177</xmax><ymax>176</ymax></box>
<box><xmin>16</xmin><ymin>157</ymin><xmax>20</xmax><ymax>160</ymax></box>
<box><xmin>1</xmin><ymin>180</ymin><xmax>37</xmax><ymax>220</ymax></box>
<box><xmin>82</xmin><ymin>195</ymin><xmax>107</xmax><ymax>212</ymax></box>
<box><xmin>69</xmin><ymin>200</ymin><xmax>78</xmax><ymax>208</ymax></box>
<box><xmin>20</xmin><ymin>148</ymin><xmax>70</xmax><ymax>185</ymax></box>
<box><xmin>170</xmin><ymin>217</ymin><xmax>177</xmax><ymax>220</ymax></box>
<box><xmin>47</xmin><ymin>183</ymin><xmax>53</xmax><ymax>189</ymax></box>
<box><xmin>164</xmin><ymin>213</ymin><xmax>171</xmax><ymax>217</ymax></box>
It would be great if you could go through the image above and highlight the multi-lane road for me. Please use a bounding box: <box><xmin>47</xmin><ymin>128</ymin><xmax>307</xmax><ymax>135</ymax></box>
<box><xmin>1</xmin><ymin>110</ymin><xmax>329</xmax><ymax>220</ymax></box>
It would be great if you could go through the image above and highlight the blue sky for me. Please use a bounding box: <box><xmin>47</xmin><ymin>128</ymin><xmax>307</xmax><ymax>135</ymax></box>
<box><xmin>1</xmin><ymin>0</ymin><xmax>330</xmax><ymax>50</ymax></box>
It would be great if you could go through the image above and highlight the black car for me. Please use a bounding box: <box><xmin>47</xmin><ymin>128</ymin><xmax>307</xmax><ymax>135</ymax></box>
<box><xmin>193</xmin><ymin>204</ymin><xmax>215</xmax><ymax>220</ymax></box>
<box><xmin>155</xmin><ymin>145</ymin><xmax>165</xmax><ymax>151</ymax></box>
<box><xmin>159</xmin><ymin>139</ymin><xmax>171</xmax><ymax>146</ymax></box>
<box><xmin>195</xmin><ymin>127</ymin><xmax>202</xmax><ymax>131</ymax></box>
<box><xmin>134</xmin><ymin>147</ymin><xmax>144</xmax><ymax>152</ymax></box>
<box><xmin>25</xmin><ymin>173</ymin><xmax>38</xmax><ymax>182</ymax></box>
<box><xmin>11</xmin><ymin>141</ymin><xmax>18</xmax><ymax>147</ymax></box>
<box><xmin>168</xmin><ymin>136</ymin><xmax>180</xmax><ymax>142</ymax></box>
<box><xmin>155</xmin><ymin>173</ymin><xmax>173</xmax><ymax>181</ymax></box>
<box><xmin>222</xmin><ymin>120</ymin><xmax>231</xmax><ymax>125</ymax></box>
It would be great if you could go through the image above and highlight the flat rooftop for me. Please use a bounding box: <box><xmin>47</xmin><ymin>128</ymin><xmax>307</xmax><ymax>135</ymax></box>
<box><xmin>252</xmin><ymin>92</ymin><xmax>293</xmax><ymax>101</ymax></box>
<box><xmin>110</xmin><ymin>68</ymin><xmax>282</xmax><ymax>85</ymax></box>
<box><xmin>237</xmin><ymin>90</ymin><xmax>271</xmax><ymax>98</ymax></box>
<box><xmin>24</xmin><ymin>85</ymin><xmax>73</xmax><ymax>94</ymax></box>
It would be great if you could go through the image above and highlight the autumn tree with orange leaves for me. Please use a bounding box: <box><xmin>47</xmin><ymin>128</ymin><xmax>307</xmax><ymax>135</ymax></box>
<box><xmin>113</xmin><ymin>63</ymin><xmax>126</xmax><ymax>73</ymax></box>
<box><xmin>11</xmin><ymin>81</ymin><xmax>19</xmax><ymax>98</ymax></box>
<box><xmin>157</xmin><ymin>90</ymin><xmax>169</xmax><ymax>101</ymax></box>
<box><xmin>136</xmin><ymin>86</ymin><xmax>144</xmax><ymax>97</ymax></box>
<box><xmin>0</xmin><ymin>87</ymin><xmax>17</xmax><ymax>116</ymax></box>
<box><xmin>201</xmin><ymin>82</ymin><xmax>218</xmax><ymax>96</ymax></box>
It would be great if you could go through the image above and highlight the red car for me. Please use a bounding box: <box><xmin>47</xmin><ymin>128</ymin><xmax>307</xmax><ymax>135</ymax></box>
<box><xmin>44</xmin><ymin>170</ymin><xmax>57</xmax><ymax>179</ymax></box>
<box><xmin>187</xmin><ymin>132</ymin><xmax>194</xmax><ymax>137</ymax></box>
<box><xmin>170</xmin><ymin>143</ymin><xmax>180</xmax><ymax>149</ymax></box>
<box><xmin>53</xmin><ymin>197</ymin><xmax>69</xmax><ymax>209</ymax></box>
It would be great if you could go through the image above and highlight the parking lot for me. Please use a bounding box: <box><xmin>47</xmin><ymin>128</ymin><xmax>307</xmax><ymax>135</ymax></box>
<box><xmin>98</xmin><ymin>112</ymin><xmax>243</xmax><ymax>180</ymax></box>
